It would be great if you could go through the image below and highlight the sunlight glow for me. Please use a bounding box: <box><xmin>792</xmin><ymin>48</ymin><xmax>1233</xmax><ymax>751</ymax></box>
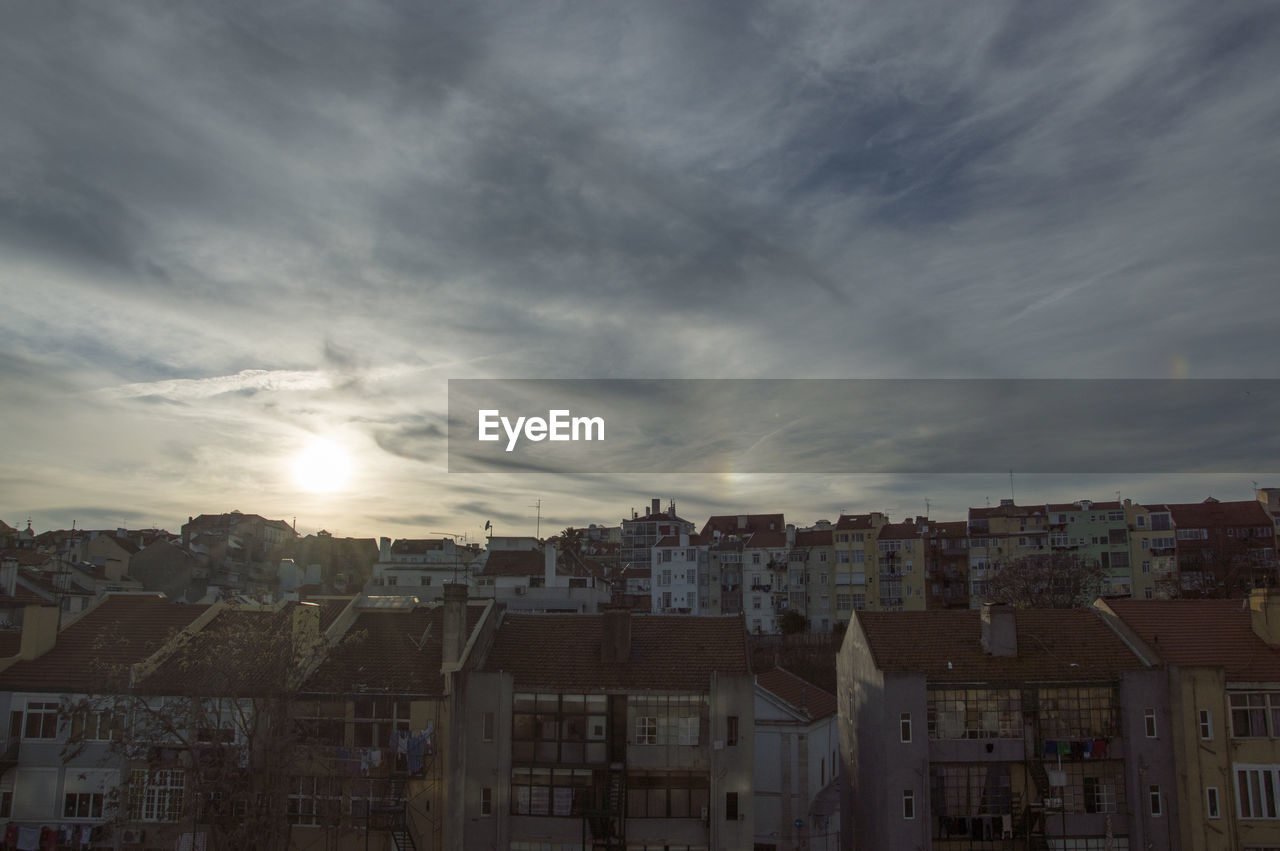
<box><xmin>292</xmin><ymin>438</ymin><xmax>352</xmax><ymax>493</ymax></box>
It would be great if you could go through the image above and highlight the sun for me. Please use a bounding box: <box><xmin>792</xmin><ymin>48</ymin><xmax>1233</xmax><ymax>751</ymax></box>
<box><xmin>292</xmin><ymin>437</ymin><xmax>352</xmax><ymax>493</ymax></box>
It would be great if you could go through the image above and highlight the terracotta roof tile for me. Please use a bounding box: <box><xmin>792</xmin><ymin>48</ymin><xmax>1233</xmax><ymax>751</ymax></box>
<box><xmin>879</xmin><ymin>522</ymin><xmax>922</xmax><ymax>541</ymax></box>
<box><xmin>757</xmin><ymin>668</ymin><xmax>836</xmax><ymax>719</ymax></box>
<box><xmin>1106</xmin><ymin>599</ymin><xmax>1280</xmax><ymax>681</ymax></box>
<box><xmin>305</xmin><ymin>603</ymin><xmax>485</xmax><ymax>695</ymax></box>
<box><xmin>835</xmin><ymin>515</ymin><xmax>879</xmax><ymax>531</ymax></box>
<box><xmin>795</xmin><ymin>530</ymin><xmax>833</xmax><ymax>547</ymax></box>
<box><xmin>701</xmin><ymin>514</ymin><xmax>785</xmax><ymax>537</ymax></box>
<box><xmin>744</xmin><ymin>530</ymin><xmax>788</xmax><ymax>549</ymax></box>
<box><xmin>855</xmin><ymin>609</ymin><xmax>1145</xmax><ymax>683</ymax></box>
<box><xmin>481</xmin><ymin>613</ymin><xmax>750</xmax><ymax>691</ymax></box>
<box><xmin>480</xmin><ymin>549</ymin><xmax>545</xmax><ymax>577</ymax></box>
<box><xmin>0</xmin><ymin>595</ymin><xmax>208</xmax><ymax>692</ymax></box>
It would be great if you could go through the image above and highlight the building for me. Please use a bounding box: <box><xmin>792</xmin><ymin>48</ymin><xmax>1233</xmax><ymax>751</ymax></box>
<box><xmin>451</xmin><ymin>608</ymin><xmax>757</xmax><ymax>849</ymax></box>
<box><xmin>1098</xmin><ymin>591</ymin><xmax>1280</xmax><ymax>850</ymax></box>
<box><xmin>924</xmin><ymin>521</ymin><xmax>970</xmax><ymax>610</ymax></box>
<box><xmin>621</xmin><ymin>499</ymin><xmax>695</xmax><ymax>574</ymax></box>
<box><xmin>838</xmin><ymin>603</ymin><xmax>1179</xmax><ymax>850</ymax></box>
<box><xmin>754</xmin><ymin>668</ymin><xmax>839</xmax><ymax>851</ymax></box>
<box><xmin>368</xmin><ymin>537</ymin><xmax>479</xmax><ymax>596</ymax></box>
<box><xmin>650</xmin><ymin>533</ymin><xmax>711</xmax><ymax>614</ymax></box>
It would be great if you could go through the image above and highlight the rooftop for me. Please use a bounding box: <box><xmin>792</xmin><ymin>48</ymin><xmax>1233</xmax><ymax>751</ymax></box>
<box><xmin>855</xmin><ymin>609</ymin><xmax>1145</xmax><ymax>683</ymax></box>
<box><xmin>0</xmin><ymin>595</ymin><xmax>209</xmax><ymax>693</ymax></box>
<box><xmin>1106</xmin><ymin>598</ymin><xmax>1280</xmax><ymax>682</ymax></box>
<box><xmin>757</xmin><ymin>667</ymin><xmax>836</xmax><ymax>720</ymax></box>
<box><xmin>481</xmin><ymin>612</ymin><xmax>751</xmax><ymax>691</ymax></box>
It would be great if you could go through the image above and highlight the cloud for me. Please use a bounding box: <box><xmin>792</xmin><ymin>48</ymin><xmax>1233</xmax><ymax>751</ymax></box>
<box><xmin>2</xmin><ymin>1</ymin><xmax>1279</xmax><ymax>534</ymax></box>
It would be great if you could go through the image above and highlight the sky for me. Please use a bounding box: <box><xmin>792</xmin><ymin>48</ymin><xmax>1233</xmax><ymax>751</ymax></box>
<box><xmin>2</xmin><ymin>1</ymin><xmax>1279</xmax><ymax>542</ymax></box>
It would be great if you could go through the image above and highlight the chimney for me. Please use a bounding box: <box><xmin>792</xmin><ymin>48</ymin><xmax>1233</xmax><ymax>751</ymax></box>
<box><xmin>980</xmin><ymin>602</ymin><xmax>1017</xmax><ymax>657</ymax></box>
<box><xmin>18</xmin><ymin>605</ymin><xmax>59</xmax><ymax>660</ymax></box>
<box><xmin>1250</xmin><ymin>589</ymin><xmax>1280</xmax><ymax>645</ymax></box>
<box><xmin>545</xmin><ymin>545</ymin><xmax>557</xmax><ymax>588</ymax></box>
<box><xmin>183</xmin><ymin>516</ymin><xmax>193</xmax><ymax>548</ymax></box>
<box><xmin>601</xmin><ymin>606</ymin><xmax>632</xmax><ymax>664</ymax></box>
<box><xmin>651</xmin><ymin>498</ymin><xmax>661</xmax><ymax>517</ymax></box>
<box><xmin>737</xmin><ymin>515</ymin><xmax>748</xmax><ymax>531</ymax></box>
<box><xmin>442</xmin><ymin>582</ymin><xmax>469</xmax><ymax>666</ymax></box>
<box><xmin>292</xmin><ymin>602</ymin><xmax>320</xmax><ymax>664</ymax></box>
<box><xmin>379</xmin><ymin>537</ymin><xmax>391</xmax><ymax>562</ymax></box>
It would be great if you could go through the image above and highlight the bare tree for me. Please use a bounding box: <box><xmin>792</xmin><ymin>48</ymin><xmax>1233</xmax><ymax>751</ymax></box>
<box><xmin>981</xmin><ymin>553</ymin><xmax>1110</xmax><ymax>608</ymax></box>
<box><xmin>62</xmin><ymin>603</ymin><xmax>359</xmax><ymax>850</ymax></box>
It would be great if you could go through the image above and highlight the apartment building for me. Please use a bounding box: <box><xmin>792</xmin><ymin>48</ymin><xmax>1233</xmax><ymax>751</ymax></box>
<box><xmin>650</xmin><ymin>533</ymin><xmax>711</xmax><ymax>615</ymax></box>
<box><xmin>451</xmin><ymin>608</ymin><xmax>756</xmax><ymax>849</ymax></box>
<box><xmin>838</xmin><ymin>604</ymin><xmax>1178</xmax><ymax>850</ymax></box>
<box><xmin>621</xmin><ymin>500</ymin><xmax>695</xmax><ymax>574</ymax></box>
<box><xmin>1098</xmin><ymin>591</ymin><xmax>1280</xmax><ymax>851</ymax></box>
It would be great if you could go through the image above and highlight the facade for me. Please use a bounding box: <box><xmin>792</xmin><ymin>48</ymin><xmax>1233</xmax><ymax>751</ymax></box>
<box><xmin>831</xmin><ymin>513</ymin><xmax>887</xmax><ymax>624</ymax></box>
<box><xmin>925</xmin><ymin>521</ymin><xmax>970</xmax><ymax>610</ymax></box>
<box><xmin>368</xmin><ymin>536</ymin><xmax>480</xmax><ymax>596</ymax></box>
<box><xmin>452</xmin><ymin>609</ymin><xmax>756</xmax><ymax>850</ymax></box>
<box><xmin>871</xmin><ymin>521</ymin><xmax>927</xmax><ymax>612</ymax></box>
<box><xmin>621</xmin><ymin>500</ymin><xmax>695</xmax><ymax>574</ymax></box>
<box><xmin>838</xmin><ymin>603</ymin><xmax>1179</xmax><ymax>850</ymax></box>
<box><xmin>753</xmin><ymin>668</ymin><xmax>839</xmax><ymax>851</ymax></box>
<box><xmin>1098</xmin><ymin>592</ymin><xmax>1280</xmax><ymax>851</ymax></box>
<box><xmin>650</xmin><ymin>534</ymin><xmax>711</xmax><ymax>615</ymax></box>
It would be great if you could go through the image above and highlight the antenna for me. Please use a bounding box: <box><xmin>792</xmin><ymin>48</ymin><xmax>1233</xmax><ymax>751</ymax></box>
<box><xmin>924</xmin><ymin>498</ymin><xmax>931</xmax><ymax>518</ymax></box>
<box><xmin>1009</xmin><ymin>470</ymin><xmax>1015</xmax><ymax>504</ymax></box>
<box><xmin>530</xmin><ymin>499</ymin><xmax>542</xmax><ymax>538</ymax></box>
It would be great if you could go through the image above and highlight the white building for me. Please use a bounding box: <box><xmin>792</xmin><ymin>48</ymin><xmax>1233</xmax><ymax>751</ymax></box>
<box><xmin>754</xmin><ymin>668</ymin><xmax>840</xmax><ymax>851</ymax></box>
<box><xmin>650</xmin><ymin>533</ymin><xmax>711</xmax><ymax>614</ymax></box>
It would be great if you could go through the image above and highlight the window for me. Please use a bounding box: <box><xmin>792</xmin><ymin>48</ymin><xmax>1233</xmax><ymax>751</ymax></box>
<box><xmin>927</xmin><ymin>688</ymin><xmax>1022</xmax><ymax>739</ymax></box>
<box><xmin>636</xmin><ymin>716</ymin><xmax>658</xmax><ymax>745</ymax></box>
<box><xmin>420</xmin><ymin>575</ymin><xmax>430</xmax><ymax>585</ymax></box>
<box><xmin>726</xmin><ymin>715</ymin><xmax>739</xmax><ymax>747</ymax></box>
<box><xmin>627</xmin><ymin>770</ymin><xmax>709</xmax><ymax>818</ymax></box>
<box><xmin>1199</xmin><ymin>709</ymin><xmax>1213</xmax><ymax>741</ymax></box>
<box><xmin>752</xmin><ymin>553</ymin><xmax>761</xmax><ymax>565</ymax></box>
<box><xmin>1231</xmin><ymin>692</ymin><xmax>1280</xmax><ymax>737</ymax></box>
<box><xmin>71</xmin><ymin>707</ymin><xmax>118</xmax><ymax>742</ymax></box>
<box><xmin>63</xmin><ymin>769</ymin><xmax>115</xmax><ymax>821</ymax></box>
<box><xmin>725</xmin><ymin>791</ymin><xmax>738</xmax><ymax>820</ymax></box>
<box><xmin>286</xmin><ymin>776</ymin><xmax>338</xmax><ymax>827</ymax></box>
<box><xmin>353</xmin><ymin>696</ymin><xmax>410</xmax><ymax>749</ymax></box>
<box><xmin>480</xmin><ymin>787</ymin><xmax>492</xmax><ymax>817</ymax></box>
<box><xmin>510</xmin><ymin>767</ymin><xmax>592</xmax><ymax>816</ymax></box>
<box><xmin>1237</xmin><ymin>764</ymin><xmax>1280</xmax><ymax>819</ymax></box>
<box><xmin>1038</xmin><ymin>686</ymin><xmax>1117</xmax><ymax>739</ymax></box>
<box><xmin>900</xmin><ymin>713</ymin><xmax>912</xmax><ymax>743</ymax></box>
<box><xmin>128</xmin><ymin>769</ymin><xmax>185</xmax><ymax>822</ymax></box>
<box><xmin>387</xmin><ymin>575</ymin><xmax>397</xmax><ymax>586</ymax></box>
<box><xmin>481</xmin><ymin>712</ymin><xmax>494</xmax><ymax>742</ymax></box>
<box><xmin>23</xmin><ymin>701</ymin><xmax>59</xmax><ymax>740</ymax></box>
<box><xmin>512</xmin><ymin>693</ymin><xmax>608</xmax><ymax>764</ymax></box>
<box><xmin>1207</xmin><ymin>786</ymin><xmax>1220</xmax><ymax>819</ymax></box>
<box><xmin>1149</xmin><ymin>785</ymin><xmax>1162</xmax><ymax>817</ymax></box>
<box><xmin>1144</xmin><ymin>708</ymin><xmax>1157</xmax><ymax>738</ymax></box>
<box><xmin>903</xmin><ymin>789</ymin><xmax>915</xmax><ymax>819</ymax></box>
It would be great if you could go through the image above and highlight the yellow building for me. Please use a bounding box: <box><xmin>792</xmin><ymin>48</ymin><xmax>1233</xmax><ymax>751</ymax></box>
<box><xmin>1099</xmin><ymin>591</ymin><xmax>1280</xmax><ymax>851</ymax></box>
<box><xmin>832</xmin><ymin>514</ymin><xmax>887</xmax><ymax>622</ymax></box>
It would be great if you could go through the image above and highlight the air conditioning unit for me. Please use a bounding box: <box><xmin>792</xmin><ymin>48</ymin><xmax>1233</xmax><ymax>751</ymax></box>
<box><xmin>514</xmin><ymin>586</ymin><xmax>526</xmax><ymax>595</ymax></box>
<box><xmin>121</xmin><ymin>828</ymin><xmax>146</xmax><ymax>845</ymax></box>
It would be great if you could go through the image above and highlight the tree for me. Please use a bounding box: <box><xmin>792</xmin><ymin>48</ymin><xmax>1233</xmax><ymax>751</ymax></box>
<box><xmin>63</xmin><ymin>602</ymin><xmax>356</xmax><ymax>850</ymax></box>
<box><xmin>556</xmin><ymin>527</ymin><xmax>585</xmax><ymax>560</ymax></box>
<box><xmin>778</xmin><ymin>610</ymin><xmax>808</xmax><ymax>635</ymax></box>
<box><xmin>981</xmin><ymin>553</ymin><xmax>1109</xmax><ymax>608</ymax></box>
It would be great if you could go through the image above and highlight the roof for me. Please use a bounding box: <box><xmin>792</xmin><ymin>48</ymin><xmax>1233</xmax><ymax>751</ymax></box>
<box><xmin>0</xmin><ymin>595</ymin><xmax>209</xmax><ymax>693</ymax></box>
<box><xmin>653</xmin><ymin>533</ymin><xmax>712</xmax><ymax>548</ymax></box>
<box><xmin>757</xmin><ymin>668</ymin><xmax>837</xmax><ymax>720</ymax></box>
<box><xmin>744</xmin><ymin>530</ymin><xmax>788</xmax><ymax>550</ymax></box>
<box><xmin>835</xmin><ymin>514</ymin><xmax>879</xmax><ymax>531</ymax></box>
<box><xmin>855</xmin><ymin>609</ymin><xmax>1145</xmax><ymax>683</ymax></box>
<box><xmin>0</xmin><ymin>549</ymin><xmax>51</xmax><ymax>567</ymax></box>
<box><xmin>1106</xmin><ymin>599</ymin><xmax>1280</xmax><ymax>682</ymax></box>
<box><xmin>479</xmin><ymin>549</ymin><xmax>545</xmax><ymax>577</ymax></box>
<box><xmin>304</xmin><ymin>602</ymin><xmax>485</xmax><ymax>696</ymax></box>
<box><xmin>390</xmin><ymin>539</ymin><xmax>449</xmax><ymax>555</ymax></box>
<box><xmin>1166</xmin><ymin>499</ymin><xmax>1274</xmax><ymax>529</ymax></box>
<box><xmin>878</xmin><ymin>522</ymin><xmax>922</xmax><ymax>541</ymax></box>
<box><xmin>701</xmin><ymin>514</ymin><xmax>785</xmax><ymax>537</ymax></box>
<box><xmin>969</xmin><ymin>504</ymin><xmax>1044</xmax><ymax>520</ymax></box>
<box><xmin>481</xmin><ymin>612</ymin><xmax>751</xmax><ymax>691</ymax></box>
<box><xmin>137</xmin><ymin>606</ymin><xmax>297</xmax><ymax>696</ymax></box>
<box><xmin>933</xmin><ymin>521</ymin><xmax>969</xmax><ymax>537</ymax></box>
<box><xmin>0</xmin><ymin>631</ymin><xmax>21</xmax><ymax>657</ymax></box>
<box><xmin>795</xmin><ymin>529</ymin><xmax>833</xmax><ymax>547</ymax></box>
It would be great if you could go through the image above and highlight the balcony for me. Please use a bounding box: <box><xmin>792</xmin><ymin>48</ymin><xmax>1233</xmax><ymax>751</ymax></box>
<box><xmin>749</xmin><ymin>583</ymin><xmax>772</xmax><ymax>593</ymax></box>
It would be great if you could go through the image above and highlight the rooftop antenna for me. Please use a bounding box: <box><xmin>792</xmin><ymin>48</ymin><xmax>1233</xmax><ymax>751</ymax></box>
<box><xmin>530</xmin><ymin>499</ymin><xmax>542</xmax><ymax>538</ymax></box>
<box><xmin>924</xmin><ymin>498</ymin><xmax>931</xmax><ymax>518</ymax></box>
<box><xmin>1009</xmin><ymin>470</ymin><xmax>1015</xmax><ymax>504</ymax></box>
